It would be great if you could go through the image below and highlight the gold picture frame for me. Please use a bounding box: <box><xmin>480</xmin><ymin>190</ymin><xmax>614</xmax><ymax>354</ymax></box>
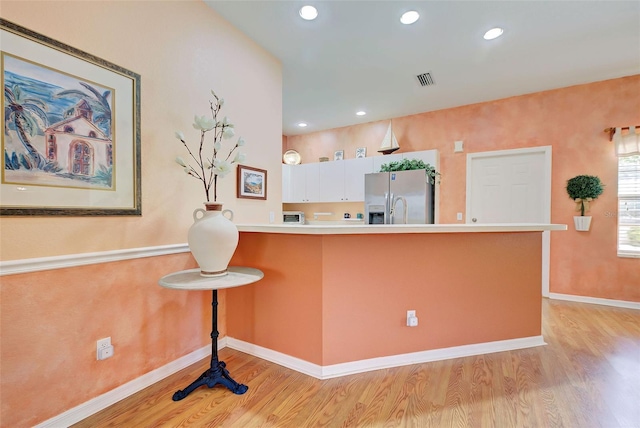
<box><xmin>0</xmin><ymin>19</ymin><xmax>141</xmax><ymax>216</ymax></box>
<box><xmin>237</xmin><ymin>164</ymin><xmax>267</xmax><ymax>200</ymax></box>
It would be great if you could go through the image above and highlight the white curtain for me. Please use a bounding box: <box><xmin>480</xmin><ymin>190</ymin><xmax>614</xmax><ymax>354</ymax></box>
<box><xmin>614</xmin><ymin>126</ymin><xmax>640</xmax><ymax>156</ymax></box>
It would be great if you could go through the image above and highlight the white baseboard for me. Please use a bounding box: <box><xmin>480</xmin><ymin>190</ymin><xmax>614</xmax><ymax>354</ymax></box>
<box><xmin>0</xmin><ymin>243</ymin><xmax>190</xmax><ymax>276</ymax></box>
<box><xmin>36</xmin><ymin>334</ymin><xmax>546</xmax><ymax>426</ymax></box>
<box><xmin>34</xmin><ymin>340</ymin><xmax>221</xmax><ymax>428</ymax></box>
<box><xmin>226</xmin><ymin>335</ymin><xmax>545</xmax><ymax>380</ymax></box>
<box><xmin>226</xmin><ymin>337</ymin><xmax>323</xmax><ymax>378</ymax></box>
<box><xmin>549</xmin><ymin>293</ymin><xmax>640</xmax><ymax>310</ymax></box>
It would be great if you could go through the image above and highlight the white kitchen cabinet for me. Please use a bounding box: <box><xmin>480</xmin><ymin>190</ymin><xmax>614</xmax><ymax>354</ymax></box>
<box><xmin>283</xmin><ymin>163</ymin><xmax>319</xmax><ymax>202</ymax></box>
<box><xmin>373</xmin><ymin>153</ymin><xmax>403</xmax><ymax>172</ymax></box>
<box><xmin>282</xmin><ymin>164</ymin><xmax>293</xmax><ymax>202</ymax></box>
<box><xmin>344</xmin><ymin>157</ymin><xmax>374</xmax><ymax>201</ymax></box>
<box><xmin>319</xmin><ymin>161</ymin><xmax>344</xmax><ymax>202</ymax></box>
<box><xmin>318</xmin><ymin>157</ymin><xmax>374</xmax><ymax>202</ymax></box>
<box><xmin>405</xmin><ymin>150</ymin><xmax>438</xmax><ymax>169</ymax></box>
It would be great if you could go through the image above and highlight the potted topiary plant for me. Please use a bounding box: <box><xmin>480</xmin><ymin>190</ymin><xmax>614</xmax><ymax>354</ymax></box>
<box><xmin>566</xmin><ymin>175</ymin><xmax>604</xmax><ymax>231</ymax></box>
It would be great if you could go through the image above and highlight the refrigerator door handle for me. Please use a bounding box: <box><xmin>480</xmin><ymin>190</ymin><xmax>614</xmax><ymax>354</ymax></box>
<box><xmin>393</xmin><ymin>196</ymin><xmax>408</xmax><ymax>224</ymax></box>
<box><xmin>385</xmin><ymin>192</ymin><xmax>390</xmax><ymax>224</ymax></box>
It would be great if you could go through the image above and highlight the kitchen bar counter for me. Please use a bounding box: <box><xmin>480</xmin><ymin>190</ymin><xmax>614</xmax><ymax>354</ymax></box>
<box><xmin>237</xmin><ymin>223</ymin><xmax>566</xmax><ymax>234</ymax></box>
<box><xmin>226</xmin><ymin>223</ymin><xmax>566</xmax><ymax>379</ymax></box>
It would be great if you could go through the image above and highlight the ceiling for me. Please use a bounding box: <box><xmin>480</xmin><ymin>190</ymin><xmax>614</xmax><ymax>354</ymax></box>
<box><xmin>205</xmin><ymin>1</ymin><xmax>640</xmax><ymax>136</ymax></box>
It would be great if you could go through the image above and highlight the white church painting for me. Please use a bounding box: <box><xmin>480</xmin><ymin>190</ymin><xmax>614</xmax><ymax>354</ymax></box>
<box><xmin>44</xmin><ymin>100</ymin><xmax>112</xmax><ymax>178</ymax></box>
<box><xmin>3</xmin><ymin>53</ymin><xmax>114</xmax><ymax>190</ymax></box>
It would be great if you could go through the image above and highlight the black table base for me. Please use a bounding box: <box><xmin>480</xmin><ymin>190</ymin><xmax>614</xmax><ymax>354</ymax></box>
<box><xmin>172</xmin><ymin>290</ymin><xmax>248</xmax><ymax>401</ymax></box>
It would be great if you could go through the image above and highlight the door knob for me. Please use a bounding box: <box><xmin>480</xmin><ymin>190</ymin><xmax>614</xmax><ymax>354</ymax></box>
<box><xmin>472</xmin><ymin>218</ymin><xmax>477</xmax><ymax>223</ymax></box>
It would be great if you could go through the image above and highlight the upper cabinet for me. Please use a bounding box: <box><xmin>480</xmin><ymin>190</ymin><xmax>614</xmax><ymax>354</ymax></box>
<box><xmin>282</xmin><ymin>163</ymin><xmax>319</xmax><ymax>203</ymax></box>
<box><xmin>319</xmin><ymin>157</ymin><xmax>374</xmax><ymax>202</ymax></box>
<box><xmin>283</xmin><ymin>149</ymin><xmax>438</xmax><ymax>203</ymax></box>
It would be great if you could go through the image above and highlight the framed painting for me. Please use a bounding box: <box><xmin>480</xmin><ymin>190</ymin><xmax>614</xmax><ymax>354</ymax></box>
<box><xmin>334</xmin><ymin>150</ymin><xmax>344</xmax><ymax>161</ymax></box>
<box><xmin>0</xmin><ymin>19</ymin><xmax>141</xmax><ymax>216</ymax></box>
<box><xmin>356</xmin><ymin>147</ymin><xmax>366</xmax><ymax>158</ymax></box>
<box><xmin>237</xmin><ymin>165</ymin><xmax>267</xmax><ymax>200</ymax></box>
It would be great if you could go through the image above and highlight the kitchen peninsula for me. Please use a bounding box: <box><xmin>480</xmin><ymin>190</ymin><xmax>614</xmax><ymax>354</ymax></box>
<box><xmin>226</xmin><ymin>223</ymin><xmax>565</xmax><ymax>378</ymax></box>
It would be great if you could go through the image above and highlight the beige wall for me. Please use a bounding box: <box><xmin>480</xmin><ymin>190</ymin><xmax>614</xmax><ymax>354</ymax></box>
<box><xmin>0</xmin><ymin>0</ymin><xmax>283</xmax><ymax>261</ymax></box>
<box><xmin>0</xmin><ymin>2</ymin><xmax>281</xmax><ymax>426</ymax></box>
<box><xmin>285</xmin><ymin>76</ymin><xmax>640</xmax><ymax>303</ymax></box>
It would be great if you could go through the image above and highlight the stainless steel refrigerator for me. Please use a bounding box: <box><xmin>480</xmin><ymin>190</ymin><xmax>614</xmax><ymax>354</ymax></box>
<box><xmin>364</xmin><ymin>169</ymin><xmax>434</xmax><ymax>224</ymax></box>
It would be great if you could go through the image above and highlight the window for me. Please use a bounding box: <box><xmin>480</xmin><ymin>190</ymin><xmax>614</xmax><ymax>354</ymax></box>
<box><xmin>618</xmin><ymin>155</ymin><xmax>640</xmax><ymax>257</ymax></box>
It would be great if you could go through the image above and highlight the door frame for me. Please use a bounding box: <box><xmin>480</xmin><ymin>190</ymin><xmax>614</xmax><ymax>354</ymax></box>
<box><xmin>466</xmin><ymin>146</ymin><xmax>552</xmax><ymax>297</ymax></box>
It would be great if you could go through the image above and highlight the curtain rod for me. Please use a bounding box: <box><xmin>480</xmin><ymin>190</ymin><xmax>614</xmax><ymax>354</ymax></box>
<box><xmin>604</xmin><ymin>126</ymin><xmax>640</xmax><ymax>141</ymax></box>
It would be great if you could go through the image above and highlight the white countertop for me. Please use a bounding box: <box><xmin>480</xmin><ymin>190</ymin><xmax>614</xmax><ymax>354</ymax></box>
<box><xmin>236</xmin><ymin>223</ymin><xmax>567</xmax><ymax>235</ymax></box>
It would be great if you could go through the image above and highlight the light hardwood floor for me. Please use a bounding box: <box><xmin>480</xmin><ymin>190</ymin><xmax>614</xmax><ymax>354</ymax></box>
<box><xmin>73</xmin><ymin>298</ymin><xmax>640</xmax><ymax>427</ymax></box>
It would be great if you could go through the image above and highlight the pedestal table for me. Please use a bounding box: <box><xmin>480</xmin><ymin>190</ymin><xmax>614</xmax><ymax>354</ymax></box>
<box><xmin>159</xmin><ymin>266</ymin><xmax>263</xmax><ymax>401</ymax></box>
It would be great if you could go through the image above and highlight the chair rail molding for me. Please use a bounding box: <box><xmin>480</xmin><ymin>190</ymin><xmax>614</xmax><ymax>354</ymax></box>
<box><xmin>0</xmin><ymin>243</ymin><xmax>190</xmax><ymax>276</ymax></box>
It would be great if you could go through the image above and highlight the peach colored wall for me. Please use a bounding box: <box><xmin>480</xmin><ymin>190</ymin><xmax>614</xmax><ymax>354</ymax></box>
<box><xmin>0</xmin><ymin>1</ymin><xmax>281</xmax><ymax>426</ymax></box>
<box><xmin>0</xmin><ymin>0</ymin><xmax>283</xmax><ymax>262</ymax></box>
<box><xmin>285</xmin><ymin>76</ymin><xmax>640</xmax><ymax>302</ymax></box>
<box><xmin>228</xmin><ymin>233</ymin><xmax>324</xmax><ymax>364</ymax></box>
<box><xmin>0</xmin><ymin>254</ymin><xmax>207</xmax><ymax>427</ymax></box>
<box><xmin>227</xmin><ymin>231</ymin><xmax>542</xmax><ymax>366</ymax></box>
<box><xmin>321</xmin><ymin>233</ymin><xmax>542</xmax><ymax>365</ymax></box>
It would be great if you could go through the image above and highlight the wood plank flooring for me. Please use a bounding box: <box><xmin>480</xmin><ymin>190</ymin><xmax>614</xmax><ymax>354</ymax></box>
<box><xmin>73</xmin><ymin>298</ymin><xmax>640</xmax><ymax>427</ymax></box>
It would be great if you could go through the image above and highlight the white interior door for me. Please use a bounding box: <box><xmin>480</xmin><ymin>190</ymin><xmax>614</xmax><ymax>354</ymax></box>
<box><xmin>466</xmin><ymin>147</ymin><xmax>552</xmax><ymax>296</ymax></box>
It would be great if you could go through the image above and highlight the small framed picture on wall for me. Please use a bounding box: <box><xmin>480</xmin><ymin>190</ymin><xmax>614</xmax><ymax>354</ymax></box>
<box><xmin>356</xmin><ymin>147</ymin><xmax>367</xmax><ymax>158</ymax></box>
<box><xmin>237</xmin><ymin>165</ymin><xmax>267</xmax><ymax>200</ymax></box>
<box><xmin>334</xmin><ymin>150</ymin><xmax>344</xmax><ymax>161</ymax></box>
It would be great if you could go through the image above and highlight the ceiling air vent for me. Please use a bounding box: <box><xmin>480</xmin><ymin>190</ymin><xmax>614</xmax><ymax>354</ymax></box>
<box><xmin>416</xmin><ymin>72</ymin><xmax>435</xmax><ymax>87</ymax></box>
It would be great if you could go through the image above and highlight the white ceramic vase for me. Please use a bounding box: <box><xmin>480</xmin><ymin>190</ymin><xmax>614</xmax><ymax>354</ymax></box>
<box><xmin>188</xmin><ymin>202</ymin><xmax>239</xmax><ymax>277</ymax></box>
<box><xmin>573</xmin><ymin>215</ymin><xmax>592</xmax><ymax>232</ymax></box>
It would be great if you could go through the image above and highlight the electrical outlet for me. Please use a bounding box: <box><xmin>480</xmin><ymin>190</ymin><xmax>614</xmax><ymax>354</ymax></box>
<box><xmin>97</xmin><ymin>337</ymin><xmax>114</xmax><ymax>360</ymax></box>
<box><xmin>406</xmin><ymin>310</ymin><xmax>418</xmax><ymax>327</ymax></box>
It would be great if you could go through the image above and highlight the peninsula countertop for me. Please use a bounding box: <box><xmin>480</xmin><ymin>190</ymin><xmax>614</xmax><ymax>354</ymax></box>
<box><xmin>236</xmin><ymin>223</ymin><xmax>567</xmax><ymax>235</ymax></box>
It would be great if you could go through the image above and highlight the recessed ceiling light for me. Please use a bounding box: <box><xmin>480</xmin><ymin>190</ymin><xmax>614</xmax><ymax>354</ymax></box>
<box><xmin>483</xmin><ymin>27</ymin><xmax>504</xmax><ymax>40</ymax></box>
<box><xmin>298</xmin><ymin>122</ymin><xmax>308</xmax><ymax>127</ymax></box>
<box><xmin>356</xmin><ymin>111</ymin><xmax>366</xmax><ymax>116</ymax></box>
<box><xmin>299</xmin><ymin>5</ymin><xmax>318</xmax><ymax>21</ymax></box>
<box><xmin>400</xmin><ymin>11</ymin><xmax>419</xmax><ymax>25</ymax></box>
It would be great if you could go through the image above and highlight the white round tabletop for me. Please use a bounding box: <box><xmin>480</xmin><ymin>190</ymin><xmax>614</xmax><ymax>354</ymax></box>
<box><xmin>159</xmin><ymin>266</ymin><xmax>264</xmax><ymax>291</ymax></box>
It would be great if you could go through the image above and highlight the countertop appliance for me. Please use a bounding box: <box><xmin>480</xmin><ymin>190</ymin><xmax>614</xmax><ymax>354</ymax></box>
<box><xmin>365</xmin><ymin>170</ymin><xmax>434</xmax><ymax>224</ymax></box>
<box><xmin>283</xmin><ymin>211</ymin><xmax>305</xmax><ymax>224</ymax></box>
